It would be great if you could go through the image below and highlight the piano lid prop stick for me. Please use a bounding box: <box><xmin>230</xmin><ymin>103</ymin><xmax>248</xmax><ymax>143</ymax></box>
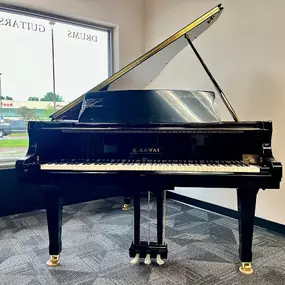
<box><xmin>184</xmin><ymin>33</ymin><xmax>240</xmax><ymax>123</ymax></box>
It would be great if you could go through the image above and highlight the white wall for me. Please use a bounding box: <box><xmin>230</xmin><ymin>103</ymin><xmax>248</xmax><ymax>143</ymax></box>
<box><xmin>0</xmin><ymin>0</ymin><xmax>145</xmax><ymax>71</ymax></box>
<box><xmin>145</xmin><ymin>0</ymin><xmax>285</xmax><ymax>224</ymax></box>
<box><xmin>2</xmin><ymin>0</ymin><xmax>284</xmax><ymax>224</ymax></box>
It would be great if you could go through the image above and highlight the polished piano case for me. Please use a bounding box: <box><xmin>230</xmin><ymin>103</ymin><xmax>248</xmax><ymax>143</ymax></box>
<box><xmin>16</xmin><ymin>4</ymin><xmax>282</xmax><ymax>275</ymax></box>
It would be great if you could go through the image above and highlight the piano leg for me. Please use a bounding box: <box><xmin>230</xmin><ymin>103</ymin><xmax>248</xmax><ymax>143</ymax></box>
<box><xmin>122</xmin><ymin>196</ymin><xmax>131</xmax><ymax>211</ymax></box>
<box><xmin>43</xmin><ymin>185</ymin><xmax>63</xmax><ymax>267</ymax></box>
<box><xmin>237</xmin><ymin>188</ymin><xmax>259</xmax><ymax>275</ymax></box>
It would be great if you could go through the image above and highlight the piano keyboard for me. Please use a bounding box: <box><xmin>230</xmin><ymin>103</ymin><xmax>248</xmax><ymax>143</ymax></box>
<box><xmin>40</xmin><ymin>160</ymin><xmax>260</xmax><ymax>173</ymax></box>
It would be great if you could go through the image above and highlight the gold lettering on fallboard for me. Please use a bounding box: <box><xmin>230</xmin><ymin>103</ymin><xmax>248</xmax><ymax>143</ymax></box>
<box><xmin>131</xmin><ymin>147</ymin><xmax>160</xmax><ymax>153</ymax></box>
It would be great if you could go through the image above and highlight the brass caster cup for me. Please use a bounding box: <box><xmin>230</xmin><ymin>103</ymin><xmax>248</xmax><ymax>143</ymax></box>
<box><xmin>122</xmin><ymin>204</ymin><xmax>130</xmax><ymax>211</ymax></box>
<box><xmin>47</xmin><ymin>255</ymin><xmax>60</xmax><ymax>267</ymax></box>
<box><xmin>239</xmin><ymin>262</ymin><xmax>253</xmax><ymax>275</ymax></box>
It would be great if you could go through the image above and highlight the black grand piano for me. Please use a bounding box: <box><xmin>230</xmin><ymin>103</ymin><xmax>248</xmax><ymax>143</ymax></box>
<box><xmin>16</xmin><ymin>4</ymin><xmax>282</xmax><ymax>275</ymax></box>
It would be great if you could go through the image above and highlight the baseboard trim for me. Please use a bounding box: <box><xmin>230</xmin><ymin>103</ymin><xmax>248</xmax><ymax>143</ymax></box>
<box><xmin>167</xmin><ymin>191</ymin><xmax>285</xmax><ymax>236</ymax></box>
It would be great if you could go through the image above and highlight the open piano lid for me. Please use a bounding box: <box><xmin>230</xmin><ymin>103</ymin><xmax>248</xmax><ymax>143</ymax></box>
<box><xmin>50</xmin><ymin>4</ymin><xmax>224</xmax><ymax>121</ymax></box>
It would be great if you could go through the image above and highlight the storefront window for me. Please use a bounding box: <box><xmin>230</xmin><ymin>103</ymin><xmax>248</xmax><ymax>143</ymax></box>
<box><xmin>0</xmin><ymin>8</ymin><xmax>111</xmax><ymax>163</ymax></box>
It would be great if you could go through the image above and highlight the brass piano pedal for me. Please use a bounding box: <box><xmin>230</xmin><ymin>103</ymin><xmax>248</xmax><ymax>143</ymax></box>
<box><xmin>47</xmin><ymin>255</ymin><xmax>60</xmax><ymax>267</ymax></box>
<box><xmin>239</xmin><ymin>262</ymin><xmax>253</xmax><ymax>275</ymax></box>
<box><xmin>130</xmin><ymin>253</ymin><xmax>140</xmax><ymax>264</ymax></box>
<box><xmin>156</xmin><ymin>254</ymin><xmax>165</xmax><ymax>266</ymax></box>
<box><xmin>122</xmin><ymin>204</ymin><xmax>130</xmax><ymax>211</ymax></box>
<box><xmin>144</xmin><ymin>254</ymin><xmax>151</xmax><ymax>265</ymax></box>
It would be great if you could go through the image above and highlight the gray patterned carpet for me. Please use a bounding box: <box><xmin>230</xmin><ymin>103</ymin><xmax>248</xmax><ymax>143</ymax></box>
<box><xmin>1</xmin><ymin>196</ymin><xmax>285</xmax><ymax>285</ymax></box>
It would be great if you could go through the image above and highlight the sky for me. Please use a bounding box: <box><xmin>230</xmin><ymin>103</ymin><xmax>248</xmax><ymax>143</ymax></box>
<box><xmin>0</xmin><ymin>11</ymin><xmax>109</xmax><ymax>103</ymax></box>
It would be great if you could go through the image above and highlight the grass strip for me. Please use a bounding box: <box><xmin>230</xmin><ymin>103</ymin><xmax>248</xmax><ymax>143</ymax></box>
<box><xmin>0</xmin><ymin>139</ymin><xmax>29</xmax><ymax>148</ymax></box>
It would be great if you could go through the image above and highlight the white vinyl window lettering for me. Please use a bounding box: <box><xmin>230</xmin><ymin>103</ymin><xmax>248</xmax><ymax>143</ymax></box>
<box><xmin>0</xmin><ymin>8</ymin><xmax>111</xmax><ymax>163</ymax></box>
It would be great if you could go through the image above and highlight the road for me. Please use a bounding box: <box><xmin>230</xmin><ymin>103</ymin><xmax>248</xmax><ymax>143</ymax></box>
<box><xmin>2</xmin><ymin>136</ymin><xmax>26</xmax><ymax>140</ymax></box>
<box><xmin>0</xmin><ymin>147</ymin><xmax>27</xmax><ymax>160</ymax></box>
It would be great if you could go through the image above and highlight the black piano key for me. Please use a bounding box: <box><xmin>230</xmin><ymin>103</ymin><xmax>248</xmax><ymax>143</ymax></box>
<box><xmin>241</xmin><ymin>161</ymin><xmax>249</xmax><ymax>167</ymax></box>
<box><xmin>232</xmin><ymin>160</ymin><xmax>241</xmax><ymax>166</ymax></box>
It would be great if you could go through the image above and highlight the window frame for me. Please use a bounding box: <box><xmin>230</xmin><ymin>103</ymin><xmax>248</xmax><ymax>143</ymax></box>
<box><xmin>0</xmin><ymin>3</ymin><xmax>114</xmax><ymax>168</ymax></box>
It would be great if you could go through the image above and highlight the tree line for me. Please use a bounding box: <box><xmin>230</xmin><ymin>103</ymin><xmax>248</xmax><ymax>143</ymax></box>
<box><xmin>0</xmin><ymin>92</ymin><xmax>64</xmax><ymax>102</ymax></box>
<box><xmin>0</xmin><ymin>96</ymin><xmax>13</xmax><ymax>100</ymax></box>
<box><xmin>28</xmin><ymin>92</ymin><xmax>64</xmax><ymax>102</ymax></box>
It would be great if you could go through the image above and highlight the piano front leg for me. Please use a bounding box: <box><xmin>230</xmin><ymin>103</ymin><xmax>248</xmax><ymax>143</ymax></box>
<box><xmin>43</xmin><ymin>185</ymin><xmax>63</xmax><ymax>267</ymax></box>
<box><xmin>237</xmin><ymin>188</ymin><xmax>259</xmax><ymax>275</ymax></box>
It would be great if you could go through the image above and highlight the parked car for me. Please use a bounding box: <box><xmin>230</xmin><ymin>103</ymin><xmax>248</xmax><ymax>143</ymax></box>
<box><xmin>10</xmin><ymin>120</ymin><xmax>27</xmax><ymax>134</ymax></box>
<box><xmin>0</xmin><ymin>122</ymin><xmax>11</xmax><ymax>138</ymax></box>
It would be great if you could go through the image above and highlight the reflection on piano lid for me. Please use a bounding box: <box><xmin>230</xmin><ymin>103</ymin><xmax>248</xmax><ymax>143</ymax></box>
<box><xmin>50</xmin><ymin>4</ymin><xmax>224</xmax><ymax>121</ymax></box>
<box><xmin>78</xmin><ymin>90</ymin><xmax>221</xmax><ymax>123</ymax></box>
